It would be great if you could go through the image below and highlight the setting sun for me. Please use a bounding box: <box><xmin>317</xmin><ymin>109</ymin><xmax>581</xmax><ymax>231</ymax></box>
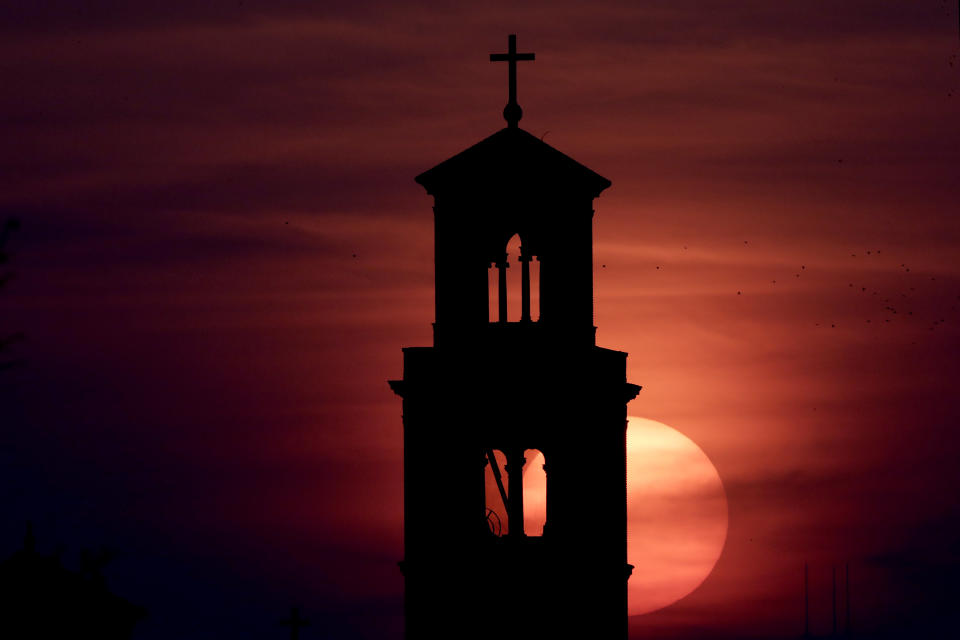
<box><xmin>514</xmin><ymin>416</ymin><xmax>728</xmax><ymax>615</ymax></box>
<box><xmin>625</xmin><ymin>417</ymin><xmax>728</xmax><ymax>615</ymax></box>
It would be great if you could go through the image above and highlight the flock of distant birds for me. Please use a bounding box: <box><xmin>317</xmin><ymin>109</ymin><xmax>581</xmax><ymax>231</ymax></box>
<box><xmin>620</xmin><ymin>240</ymin><xmax>958</xmax><ymax>337</ymax></box>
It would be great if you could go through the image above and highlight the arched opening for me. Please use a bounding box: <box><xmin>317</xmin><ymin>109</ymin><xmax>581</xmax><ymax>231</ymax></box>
<box><xmin>506</xmin><ymin>234</ymin><xmax>522</xmax><ymax>322</ymax></box>
<box><xmin>487</xmin><ymin>234</ymin><xmax>539</xmax><ymax>323</ymax></box>
<box><xmin>487</xmin><ymin>260</ymin><xmax>498</xmax><ymax>323</ymax></box>
<box><xmin>523</xmin><ymin>449</ymin><xmax>547</xmax><ymax>536</ymax></box>
<box><xmin>484</xmin><ymin>449</ymin><xmax>509</xmax><ymax>536</ymax></box>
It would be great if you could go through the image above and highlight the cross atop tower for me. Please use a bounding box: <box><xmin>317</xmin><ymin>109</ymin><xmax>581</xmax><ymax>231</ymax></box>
<box><xmin>489</xmin><ymin>34</ymin><xmax>535</xmax><ymax>128</ymax></box>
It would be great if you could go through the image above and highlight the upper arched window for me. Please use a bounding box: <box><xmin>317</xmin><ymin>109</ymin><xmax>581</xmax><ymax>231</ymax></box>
<box><xmin>506</xmin><ymin>234</ymin><xmax>522</xmax><ymax>322</ymax></box>
<box><xmin>488</xmin><ymin>234</ymin><xmax>539</xmax><ymax>323</ymax></box>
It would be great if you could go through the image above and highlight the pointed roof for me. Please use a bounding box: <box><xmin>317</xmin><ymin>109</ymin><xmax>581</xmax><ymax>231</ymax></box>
<box><xmin>415</xmin><ymin>127</ymin><xmax>611</xmax><ymax>199</ymax></box>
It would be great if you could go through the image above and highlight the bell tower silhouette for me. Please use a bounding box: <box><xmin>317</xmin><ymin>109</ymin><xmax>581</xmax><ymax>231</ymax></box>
<box><xmin>390</xmin><ymin>35</ymin><xmax>640</xmax><ymax>640</ymax></box>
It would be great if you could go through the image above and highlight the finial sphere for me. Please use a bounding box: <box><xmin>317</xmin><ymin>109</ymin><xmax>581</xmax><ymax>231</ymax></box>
<box><xmin>503</xmin><ymin>103</ymin><xmax>523</xmax><ymax>127</ymax></box>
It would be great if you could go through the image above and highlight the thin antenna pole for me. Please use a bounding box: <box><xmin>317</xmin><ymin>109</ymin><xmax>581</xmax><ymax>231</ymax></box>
<box><xmin>832</xmin><ymin>566</ymin><xmax>838</xmax><ymax>636</ymax></box>
<box><xmin>804</xmin><ymin>563</ymin><xmax>810</xmax><ymax>638</ymax></box>
<box><xmin>845</xmin><ymin>563</ymin><xmax>851</xmax><ymax>636</ymax></box>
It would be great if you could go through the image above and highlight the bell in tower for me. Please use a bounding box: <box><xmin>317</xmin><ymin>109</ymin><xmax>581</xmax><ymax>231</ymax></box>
<box><xmin>389</xmin><ymin>35</ymin><xmax>640</xmax><ymax>640</ymax></box>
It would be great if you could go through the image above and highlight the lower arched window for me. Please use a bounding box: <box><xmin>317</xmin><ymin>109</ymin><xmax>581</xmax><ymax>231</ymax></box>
<box><xmin>484</xmin><ymin>449</ymin><xmax>509</xmax><ymax>536</ymax></box>
<box><xmin>523</xmin><ymin>449</ymin><xmax>547</xmax><ymax>536</ymax></box>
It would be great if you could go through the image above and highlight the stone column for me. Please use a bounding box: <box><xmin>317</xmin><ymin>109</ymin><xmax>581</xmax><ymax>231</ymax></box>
<box><xmin>505</xmin><ymin>449</ymin><xmax>526</xmax><ymax>537</ymax></box>
<box><xmin>519</xmin><ymin>252</ymin><xmax>532</xmax><ymax>322</ymax></box>
<box><xmin>497</xmin><ymin>259</ymin><xmax>509</xmax><ymax>323</ymax></box>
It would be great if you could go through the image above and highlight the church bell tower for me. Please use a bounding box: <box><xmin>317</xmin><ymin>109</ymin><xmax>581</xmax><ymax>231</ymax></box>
<box><xmin>390</xmin><ymin>35</ymin><xmax>640</xmax><ymax>640</ymax></box>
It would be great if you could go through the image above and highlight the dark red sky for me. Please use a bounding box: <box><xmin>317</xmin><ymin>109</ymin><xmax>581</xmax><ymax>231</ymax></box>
<box><xmin>2</xmin><ymin>2</ymin><xmax>959</xmax><ymax>638</ymax></box>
